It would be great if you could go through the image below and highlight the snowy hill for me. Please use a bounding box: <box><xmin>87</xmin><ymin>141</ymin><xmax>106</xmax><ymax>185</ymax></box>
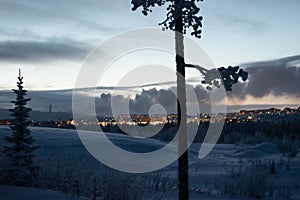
<box><xmin>0</xmin><ymin>185</ymin><xmax>89</xmax><ymax>200</ymax></box>
<box><xmin>0</xmin><ymin>126</ymin><xmax>299</xmax><ymax>199</ymax></box>
<box><xmin>0</xmin><ymin>109</ymin><xmax>72</xmax><ymax>121</ymax></box>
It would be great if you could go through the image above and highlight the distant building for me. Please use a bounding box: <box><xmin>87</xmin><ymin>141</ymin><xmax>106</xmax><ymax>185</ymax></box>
<box><xmin>240</xmin><ymin>110</ymin><xmax>247</xmax><ymax>115</ymax></box>
<box><xmin>131</xmin><ymin>114</ymin><xmax>151</xmax><ymax>126</ymax></box>
<box><xmin>167</xmin><ymin>114</ymin><xmax>177</xmax><ymax>124</ymax></box>
<box><xmin>283</xmin><ymin>107</ymin><xmax>296</xmax><ymax>114</ymax></box>
<box><xmin>0</xmin><ymin>119</ymin><xmax>11</xmax><ymax>125</ymax></box>
<box><xmin>268</xmin><ymin>108</ymin><xmax>280</xmax><ymax>114</ymax></box>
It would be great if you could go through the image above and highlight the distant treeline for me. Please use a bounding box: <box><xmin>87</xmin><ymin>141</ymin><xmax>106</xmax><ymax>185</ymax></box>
<box><xmin>14</xmin><ymin>112</ymin><xmax>299</xmax><ymax>145</ymax></box>
<box><xmin>96</xmin><ymin>113</ymin><xmax>300</xmax><ymax>144</ymax></box>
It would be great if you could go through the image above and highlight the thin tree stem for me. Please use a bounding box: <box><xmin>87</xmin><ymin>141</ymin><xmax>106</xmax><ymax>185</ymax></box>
<box><xmin>175</xmin><ymin>0</ymin><xmax>189</xmax><ymax>199</ymax></box>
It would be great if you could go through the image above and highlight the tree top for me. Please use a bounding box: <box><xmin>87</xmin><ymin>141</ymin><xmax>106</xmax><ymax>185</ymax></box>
<box><xmin>131</xmin><ymin>0</ymin><xmax>204</xmax><ymax>38</ymax></box>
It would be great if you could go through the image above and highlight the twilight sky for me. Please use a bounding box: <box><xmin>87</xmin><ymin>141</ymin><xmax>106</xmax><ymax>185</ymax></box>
<box><xmin>0</xmin><ymin>0</ymin><xmax>300</xmax><ymax>107</ymax></box>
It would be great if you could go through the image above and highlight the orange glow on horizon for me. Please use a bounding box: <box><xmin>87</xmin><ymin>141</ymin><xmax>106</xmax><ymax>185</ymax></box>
<box><xmin>226</xmin><ymin>94</ymin><xmax>300</xmax><ymax>106</ymax></box>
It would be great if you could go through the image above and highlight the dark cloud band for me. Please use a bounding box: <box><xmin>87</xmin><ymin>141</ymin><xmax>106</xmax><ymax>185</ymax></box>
<box><xmin>0</xmin><ymin>39</ymin><xmax>91</xmax><ymax>63</ymax></box>
<box><xmin>0</xmin><ymin>55</ymin><xmax>299</xmax><ymax>114</ymax></box>
<box><xmin>229</xmin><ymin>55</ymin><xmax>300</xmax><ymax>99</ymax></box>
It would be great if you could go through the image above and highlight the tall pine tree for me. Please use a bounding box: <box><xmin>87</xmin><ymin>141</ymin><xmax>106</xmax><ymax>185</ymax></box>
<box><xmin>3</xmin><ymin>69</ymin><xmax>39</xmax><ymax>186</ymax></box>
<box><xmin>131</xmin><ymin>1</ymin><xmax>248</xmax><ymax>199</ymax></box>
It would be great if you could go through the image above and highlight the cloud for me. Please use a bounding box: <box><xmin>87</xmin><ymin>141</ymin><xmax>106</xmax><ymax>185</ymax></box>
<box><xmin>0</xmin><ymin>89</ymin><xmax>74</xmax><ymax>112</ymax></box>
<box><xmin>129</xmin><ymin>88</ymin><xmax>176</xmax><ymax>115</ymax></box>
<box><xmin>229</xmin><ymin>55</ymin><xmax>300</xmax><ymax>99</ymax></box>
<box><xmin>222</xmin><ymin>14</ymin><xmax>268</xmax><ymax>34</ymax></box>
<box><xmin>205</xmin><ymin>1</ymin><xmax>270</xmax><ymax>34</ymax></box>
<box><xmin>0</xmin><ymin>85</ymin><xmax>212</xmax><ymax>116</ymax></box>
<box><xmin>1</xmin><ymin>54</ymin><xmax>299</xmax><ymax>115</ymax></box>
<box><xmin>0</xmin><ymin>27</ymin><xmax>42</xmax><ymax>40</ymax></box>
<box><xmin>0</xmin><ymin>0</ymin><xmax>139</xmax><ymax>39</ymax></box>
<box><xmin>0</xmin><ymin>38</ymin><xmax>91</xmax><ymax>63</ymax></box>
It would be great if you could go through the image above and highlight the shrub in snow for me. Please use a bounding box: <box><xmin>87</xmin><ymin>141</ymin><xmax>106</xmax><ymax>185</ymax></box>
<box><xmin>222</xmin><ymin>159</ymin><xmax>274</xmax><ymax>199</ymax></box>
<box><xmin>36</xmin><ymin>153</ymin><xmax>94</xmax><ymax>196</ymax></box>
<box><xmin>278</xmin><ymin>136</ymin><xmax>298</xmax><ymax>158</ymax></box>
<box><xmin>221</xmin><ymin>158</ymin><xmax>295</xmax><ymax>199</ymax></box>
<box><xmin>2</xmin><ymin>70</ymin><xmax>39</xmax><ymax>186</ymax></box>
<box><xmin>276</xmin><ymin>187</ymin><xmax>292</xmax><ymax>199</ymax></box>
<box><xmin>147</xmin><ymin>172</ymin><xmax>175</xmax><ymax>198</ymax></box>
<box><xmin>270</xmin><ymin>160</ymin><xmax>276</xmax><ymax>174</ymax></box>
<box><xmin>99</xmin><ymin>168</ymin><xmax>145</xmax><ymax>200</ymax></box>
<box><xmin>0</xmin><ymin>142</ymin><xmax>8</xmax><ymax>185</ymax></box>
<box><xmin>74</xmin><ymin>179</ymin><xmax>80</xmax><ymax>197</ymax></box>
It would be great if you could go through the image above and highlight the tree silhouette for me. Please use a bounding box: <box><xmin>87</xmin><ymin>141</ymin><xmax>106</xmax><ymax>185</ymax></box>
<box><xmin>131</xmin><ymin>1</ymin><xmax>248</xmax><ymax>199</ymax></box>
<box><xmin>3</xmin><ymin>69</ymin><xmax>39</xmax><ymax>186</ymax></box>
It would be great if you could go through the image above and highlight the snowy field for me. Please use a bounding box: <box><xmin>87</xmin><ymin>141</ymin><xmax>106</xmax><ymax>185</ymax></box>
<box><xmin>0</xmin><ymin>185</ymin><xmax>90</xmax><ymax>200</ymax></box>
<box><xmin>0</xmin><ymin>126</ymin><xmax>299</xmax><ymax>199</ymax></box>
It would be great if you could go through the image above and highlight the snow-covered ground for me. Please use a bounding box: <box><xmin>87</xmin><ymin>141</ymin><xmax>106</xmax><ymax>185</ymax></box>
<box><xmin>0</xmin><ymin>126</ymin><xmax>299</xmax><ymax>199</ymax></box>
<box><xmin>0</xmin><ymin>185</ymin><xmax>89</xmax><ymax>200</ymax></box>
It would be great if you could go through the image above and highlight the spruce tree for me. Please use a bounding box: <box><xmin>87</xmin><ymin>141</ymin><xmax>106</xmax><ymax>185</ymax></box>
<box><xmin>3</xmin><ymin>69</ymin><xmax>39</xmax><ymax>186</ymax></box>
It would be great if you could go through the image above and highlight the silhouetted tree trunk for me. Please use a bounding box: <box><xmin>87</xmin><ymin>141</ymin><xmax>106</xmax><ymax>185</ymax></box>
<box><xmin>175</xmin><ymin>1</ymin><xmax>189</xmax><ymax>199</ymax></box>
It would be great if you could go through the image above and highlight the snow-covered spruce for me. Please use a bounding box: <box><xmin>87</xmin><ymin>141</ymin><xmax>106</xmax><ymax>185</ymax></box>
<box><xmin>2</xmin><ymin>69</ymin><xmax>39</xmax><ymax>186</ymax></box>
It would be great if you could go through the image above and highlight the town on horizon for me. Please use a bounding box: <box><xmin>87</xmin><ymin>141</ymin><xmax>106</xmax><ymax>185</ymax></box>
<box><xmin>1</xmin><ymin>106</ymin><xmax>299</xmax><ymax>129</ymax></box>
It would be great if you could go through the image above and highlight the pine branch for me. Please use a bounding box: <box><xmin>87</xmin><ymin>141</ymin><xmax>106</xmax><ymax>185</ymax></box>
<box><xmin>185</xmin><ymin>64</ymin><xmax>248</xmax><ymax>91</ymax></box>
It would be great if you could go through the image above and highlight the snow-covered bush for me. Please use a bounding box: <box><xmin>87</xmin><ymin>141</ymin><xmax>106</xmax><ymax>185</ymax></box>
<box><xmin>222</xmin><ymin>159</ymin><xmax>273</xmax><ymax>198</ymax></box>
<box><xmin>278</xmin><ymin>136</ymin><xmax>298</xmax><ymax>158</ymax></box>
<box><xmin>276</xmin><ymin>186</ymin><xmax>292</xmax><ymax>199</ymax></box>
<box><xmin>36</xmin><ymin>152</ymin><xmax>98</xmax><ymax>197</ymax></box>
<box><xmin>0</xmin><ymin>142</ymin><xmax>7</xmax><ymax>185</ymax></box>
<box><xmin>98</xmin><ymin>168</ymin><xmax>145</xmax><ymax>200</ymax></box>
<box><xmin>147</xmin><ymin>172</ymin><xmax>175</xmax><ymax>199</ymax></box>
<box><xmin>221</xmin><ymin>158</ymin><xmax>296</xmax><ymax>199</ymax></box>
